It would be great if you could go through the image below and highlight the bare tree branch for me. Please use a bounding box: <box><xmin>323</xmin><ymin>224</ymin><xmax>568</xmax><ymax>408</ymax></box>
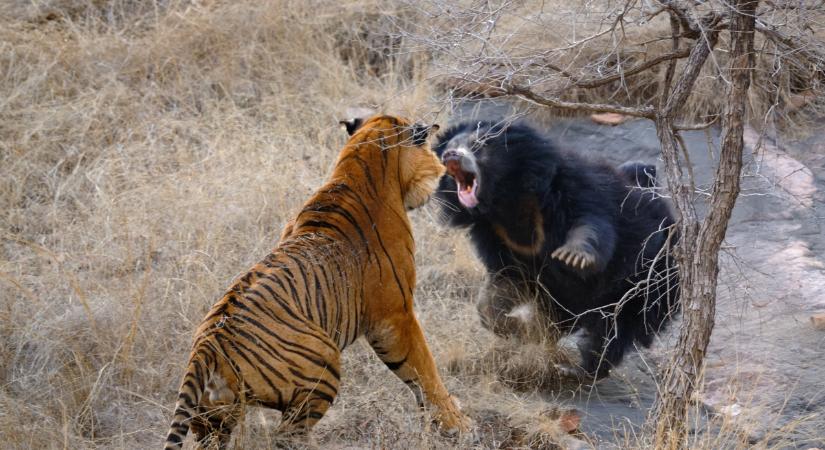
<box><xmin>674</xmin><ymin>116</ymin><xmax>719</xmax><ymax>130</ymax></box>
<box><xmin>662</xmin><ymin>28</ymin><xmax>721</xmax><ymax>117</ymax></box>
<box><xmin>506</xmin><ymin>84</ymin><xmax>656</xmax><ymax>119</ymax></box>
<box><xmin>755</xmin><ymin>22</ymin><xmax>825</xmax><ymax>70</ymax></box>
<box><xmin>539</xmin><ymin>47</ymin><xmax>693</xmax><ymax>89</ymax></box>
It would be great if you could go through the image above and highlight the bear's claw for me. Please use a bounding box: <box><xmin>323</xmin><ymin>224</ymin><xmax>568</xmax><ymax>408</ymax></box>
<box><xmin>551</xmin><ymin>244</ymin><xmax>597</xmax><ymax>270</ymax></box>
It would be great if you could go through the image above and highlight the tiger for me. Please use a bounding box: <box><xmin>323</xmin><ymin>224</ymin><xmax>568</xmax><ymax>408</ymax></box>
<box><xmin>163</xmin><ymin>115</ymin><xmax>471</xmax><ymax>449</ymax></box>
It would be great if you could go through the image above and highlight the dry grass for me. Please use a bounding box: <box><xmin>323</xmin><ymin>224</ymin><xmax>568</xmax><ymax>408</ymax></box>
<box><xmin>0</xmin><ymin>1</ymin><xmax>579</xmax><ymax>448</ymax></box>
<box><xmin>2</xmin><ymin>1</ymin><xmax>821</xmax><ymax>449</ymax></box>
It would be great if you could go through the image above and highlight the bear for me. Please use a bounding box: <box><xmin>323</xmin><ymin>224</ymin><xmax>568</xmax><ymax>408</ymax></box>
<box><xmin>433</xmin><ymin>120</ymin><xmax>680</xmax><ymax>380</ymax></box>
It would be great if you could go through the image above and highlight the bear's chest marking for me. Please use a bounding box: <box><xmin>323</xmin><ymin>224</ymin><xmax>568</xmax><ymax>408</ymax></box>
<box><xmin>492</xmin><ymin>202</ymin><xmax>546</xmax><ymax>257</ymax></box>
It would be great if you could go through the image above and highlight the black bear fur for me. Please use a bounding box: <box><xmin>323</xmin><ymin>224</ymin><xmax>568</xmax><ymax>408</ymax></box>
<box><xmin>434</xmin><ymin>120</ymin><xmax>680</xmax><ymax>379</ymax></box>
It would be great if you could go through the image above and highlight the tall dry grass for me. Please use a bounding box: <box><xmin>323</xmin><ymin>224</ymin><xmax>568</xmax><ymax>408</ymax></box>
<box><xmin>0</xmin><ymin>1</ymin><xmax>581</xmax><ymax>448</ymax></box>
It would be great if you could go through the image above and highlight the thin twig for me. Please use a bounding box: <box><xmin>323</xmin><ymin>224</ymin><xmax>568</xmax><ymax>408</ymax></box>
<box><xmin>538</xmin><ymin>47</ymin><xmax>693</xmax><ymax>89</ymax></box>
<box><xmin>674</xmin><ymin>116</ymin><xmax>720</xmax><ymax>130</ymax></box>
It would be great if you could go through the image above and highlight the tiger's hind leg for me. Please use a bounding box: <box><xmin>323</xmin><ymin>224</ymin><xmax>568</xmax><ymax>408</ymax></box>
<box><xmin>276</xmin><ymin>335</ymin><xmax>341</xmax><ymax>438</ymax></box>
<box><xmin>276</xmin><ymin>388</ymin><xmax>336</xmax><ymax>438</ymax></box>
<box><xmin>189</xmin><ymin>403</ymin><xmax>242</xmax><ymax>450</ymax></box>
<box><xmin>367</xmin><ymin>314</ymin><xmax>471</xmax><ymax>436</ymax></box>
<box><xmin>188</xmin><ymin>369</ymin><xmax>243</xmax><ymax>450</ymax></box>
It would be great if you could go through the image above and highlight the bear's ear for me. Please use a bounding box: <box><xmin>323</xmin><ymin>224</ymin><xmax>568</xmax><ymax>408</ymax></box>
<box><xmin>411</xmin><ymin>123</ymin><xmax>440</xmax><ymax>146</ymax></box>
<box><xmin>339</xmin><ymin>118</ymin><xmax>365</xmax><ymax>136</ymax></box>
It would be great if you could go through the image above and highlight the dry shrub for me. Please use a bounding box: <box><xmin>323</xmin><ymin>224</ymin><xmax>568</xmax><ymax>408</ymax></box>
<box><xmin>416</xmin><ymin>0</ymin><xmax>825</xmax><ymax>127</ymax></box>
<box><xmin>332</xmin><ymin>6</ymin><xmax>426</xmax><ymax>79</ymax></box>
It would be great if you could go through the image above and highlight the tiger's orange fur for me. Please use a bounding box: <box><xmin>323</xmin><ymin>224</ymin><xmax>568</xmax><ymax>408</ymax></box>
<box><xmin>163</xmin><ymin>115</ymin><xmax>470</xmax><ymax>449</ymax></box>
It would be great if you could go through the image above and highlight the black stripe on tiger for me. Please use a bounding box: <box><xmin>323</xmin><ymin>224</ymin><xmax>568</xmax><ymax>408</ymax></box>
<box><xmin>383</xmin><ymin>354</ymin><xmax>408</xmax><ymax>371</ymax></box>
<box><xmin>163</xmin><ymin>356</ymin><xmax>211</xmax><ymax>450</ymax></box>
<box><xmin>228</xmin><ymin>294</ymin><xmax>337</xmax><ymax>355</ymax></box>
<box><xmin>227</xmin><ymin>313</ymin><xmax>339</xmax><ymax>381</ymax></box>
<box><xmin>301</xmin><ymin>202</ymin><xmax>372</xmax><ymax>259</ymax></box>
<box><xmin>336</xmin><ymin>153</ymin><xmax>379</xmax><ymax>200</ymax></box>
<box><xmin>299</xmin><ymin>219</ymin><xmax>358</xmax><ymax>250</ymax></box>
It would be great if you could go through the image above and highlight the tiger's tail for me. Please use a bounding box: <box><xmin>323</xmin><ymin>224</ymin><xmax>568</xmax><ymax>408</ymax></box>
<box><xmin>163</xmin><ymin>350</ymin><xmax>213</xmax><ymax>449</ymax></box>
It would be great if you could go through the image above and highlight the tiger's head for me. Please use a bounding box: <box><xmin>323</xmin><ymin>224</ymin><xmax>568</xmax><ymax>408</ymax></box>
<box><xmin>339</xmin><ymin>115</ymin><xmax>444</xmax><ymax>210</ymax></box>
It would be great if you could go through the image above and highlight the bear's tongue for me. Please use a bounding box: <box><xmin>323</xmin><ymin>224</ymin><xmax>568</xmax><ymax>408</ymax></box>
<box><xmin>445</xmin><ymin>159</ymin><xmax>479</xmax><ymax>208</ymax></box>
<box><xmin>457</xmin><ymin>178</ymin><xmax>478</xmax><ymax>208</ymax></box>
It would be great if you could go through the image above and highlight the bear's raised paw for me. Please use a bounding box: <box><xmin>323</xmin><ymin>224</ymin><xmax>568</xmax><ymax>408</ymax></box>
<box><xmin>551</xmin><ymin>242</ymin><xmax>598</xmax><ymax>270</ymax></box>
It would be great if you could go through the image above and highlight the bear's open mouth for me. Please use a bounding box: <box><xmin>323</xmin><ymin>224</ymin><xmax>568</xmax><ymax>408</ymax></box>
<box><xmin>444</xmin><ymin>157</ymin><xmax>479</xmax><ymax>208</ymax></box>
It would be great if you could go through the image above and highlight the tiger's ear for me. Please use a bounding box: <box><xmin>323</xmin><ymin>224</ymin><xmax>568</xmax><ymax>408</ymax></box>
<box><xmin>411</xmin><ymin>123</ymin><xmax>440</xmax><ymax>146</ymax></box>
<box><xmin>339</xmin><ymin>118</ymin><xmax>365</xmax><ymax>136</ymax></box>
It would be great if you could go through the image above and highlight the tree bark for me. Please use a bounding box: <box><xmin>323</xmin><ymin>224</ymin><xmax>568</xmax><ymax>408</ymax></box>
<box><xmin>651</xmin><ymin>1</ymin><xmax>758</xmax><ymax>448</ymax></box>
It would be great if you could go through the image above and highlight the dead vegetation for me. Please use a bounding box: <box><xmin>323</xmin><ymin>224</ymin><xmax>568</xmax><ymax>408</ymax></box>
<box><xmin>1</xmin><ymin>0</ymin><xmax>823</xmax><ymax>449</ymax></box>
<box><xmin>408</xmin><ymin>0</ymin><xmax>825</xmax><ymax>128</ymax></box>
<box><xmin>0</xmin><ymin>1</ymin><xmax>577</xmax><ymax>448</ymax></box>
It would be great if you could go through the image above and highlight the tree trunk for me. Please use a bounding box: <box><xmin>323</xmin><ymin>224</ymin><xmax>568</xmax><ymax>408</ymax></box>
<box><xmin>651</xmin><ymin>1</ymin><xmax>759</xmax><ymax>448</ymax></box>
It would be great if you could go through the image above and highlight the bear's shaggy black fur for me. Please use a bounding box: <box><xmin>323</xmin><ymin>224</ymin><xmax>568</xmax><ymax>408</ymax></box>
<box><xmin>434</xmin><ymin>121</ymin><xmax>680</xmax><ymax>379</ymax></box>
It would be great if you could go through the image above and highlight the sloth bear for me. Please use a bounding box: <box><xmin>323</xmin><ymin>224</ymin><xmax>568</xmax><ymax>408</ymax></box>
<box><xmin>434</xmin><ymin>120</ymin><xmax>679</xmax><ymax>380</ymax></box>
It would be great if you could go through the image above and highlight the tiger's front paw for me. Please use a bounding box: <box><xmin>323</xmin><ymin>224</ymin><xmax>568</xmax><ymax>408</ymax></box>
<box><xmin>433</xmin><ymin>396</ymin><xmax>474</xmax><ymax>437</ymax></box>
<box><xmin>551</xmin><ymin>242</ymin><xmax>598</xmax><ymax>270</ymax></box>
<box><xmin>438</xmin><ymin>414</ymin><xmax>474</xmax><ymax>438</ymax></box>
